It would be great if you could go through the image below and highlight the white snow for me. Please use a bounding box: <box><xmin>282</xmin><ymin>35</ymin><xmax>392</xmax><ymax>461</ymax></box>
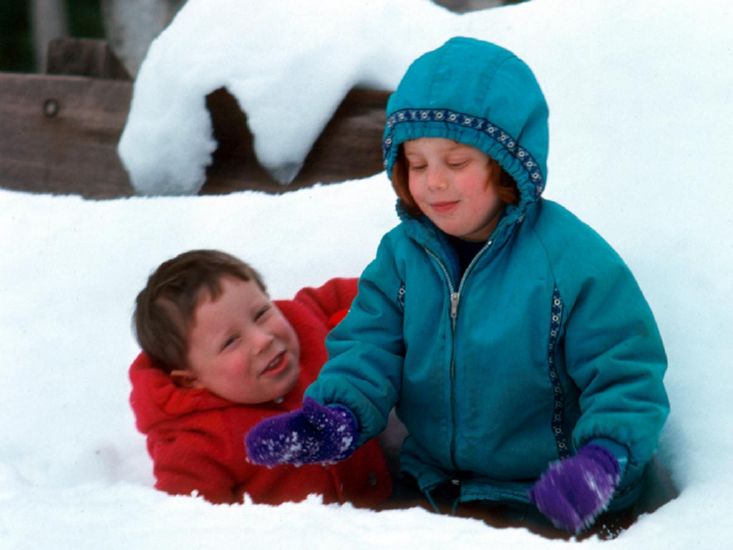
<box><xmin>119</xmin><ymin>0</ymin><xmax>459</xmax><ymax>194</ymax></box>
<box><xmin>3</xmin><ymin>0</ymin><xmax>733</xmax><ymax>548</ymax></box>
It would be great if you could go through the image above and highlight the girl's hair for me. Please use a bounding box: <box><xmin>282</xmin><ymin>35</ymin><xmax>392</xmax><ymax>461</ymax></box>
<box><xmin>391</xmin><ymin>147</ymin><xmax>520</xmax><ymax>217</ymax></box>
<box><xmin>133</xmin><ymin>249</ymin><xmax>266</xmax><ymax>373</ymax></box>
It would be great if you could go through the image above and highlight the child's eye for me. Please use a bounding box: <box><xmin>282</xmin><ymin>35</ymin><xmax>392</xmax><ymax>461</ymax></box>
<box><xmin>221</xmin><ymin>335</ymin><xmax>240</xmax><ymax>351</ymax></box>
<box><xmin>448</xmin><ymin>159</ymin><xmax>469</xmax><ymax>169</ymax></box>
<box><xmin>405</xmin><ymin>158</ymin><xmax>427</xmax><ymax>171</ymax></box>
<box><xmin>254</xmin><ymin>305</ymin><xmax>271</xmax><ymax>322</ymax></box>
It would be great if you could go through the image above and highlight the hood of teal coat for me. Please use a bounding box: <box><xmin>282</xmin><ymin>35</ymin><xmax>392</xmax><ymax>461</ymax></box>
<box><xmin>383</xmin><ymin>37</ymin><xmax>550</xmax><ymax>211</ymax></box>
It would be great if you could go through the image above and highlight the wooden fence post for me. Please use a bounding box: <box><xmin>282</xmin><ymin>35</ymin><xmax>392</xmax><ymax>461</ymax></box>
<box><xmin>30</xmin><ymin>0</ymin><xmax>69</xmax><ymax>71</ymax></box>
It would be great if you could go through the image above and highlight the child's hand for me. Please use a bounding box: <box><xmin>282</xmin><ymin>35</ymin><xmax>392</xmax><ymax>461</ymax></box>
<box><xmin>245</xmin><ymin>397</ymin><xmax>358</xmax><ymax>466</ymax></box>
<box><xmin>528</xmin><ymin>444</ymin><xmax>621</xmax><ymax>534</ymax></box>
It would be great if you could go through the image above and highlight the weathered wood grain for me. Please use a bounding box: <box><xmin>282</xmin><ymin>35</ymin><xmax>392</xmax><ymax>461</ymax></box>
<box><xmin>0</xmin><ymin>72</ymin><xmax>135</xmax><ymax>198</ymax></box>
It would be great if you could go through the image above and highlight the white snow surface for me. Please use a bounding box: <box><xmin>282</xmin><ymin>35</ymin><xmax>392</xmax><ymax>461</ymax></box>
<box><xmin>119</xmin><ymin>0</ymin><xmax>458</xmax><ymax>194</ymax></box>
<box><xmin>3</xmin><ymin>0</ymin><xmax>733</xmax><ymax>548</ymax></box>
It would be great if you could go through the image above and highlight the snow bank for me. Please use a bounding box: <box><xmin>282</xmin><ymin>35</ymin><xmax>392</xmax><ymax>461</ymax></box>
<box><xmin>2</xmin><ymin>0</ymin><xmax>733</xmax><ymax>548</ymax></box>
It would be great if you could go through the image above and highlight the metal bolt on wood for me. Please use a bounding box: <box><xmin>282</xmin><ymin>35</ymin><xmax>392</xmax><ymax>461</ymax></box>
<box><xmin>43</xmin><ymin>98</ymin><xmax>60</xmax><ymax>118</ymax></box>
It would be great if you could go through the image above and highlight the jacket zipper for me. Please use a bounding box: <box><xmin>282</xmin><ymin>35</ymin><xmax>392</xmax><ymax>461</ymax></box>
<box><xmin>424</xmin><ymin>239</ymin><xmax>493</xmax><ymax>471</ymax></box>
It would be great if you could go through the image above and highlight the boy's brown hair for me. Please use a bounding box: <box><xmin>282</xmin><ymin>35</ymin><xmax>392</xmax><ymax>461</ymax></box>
<box><xmin>391</xmin><ymin>148</ymin><xmax>520</xmax><ymax>217</ymax></box>
<box><xmin>133</xmin><ymin>249</ymin><xmax>266</xmax><ymax>373</ymax></box>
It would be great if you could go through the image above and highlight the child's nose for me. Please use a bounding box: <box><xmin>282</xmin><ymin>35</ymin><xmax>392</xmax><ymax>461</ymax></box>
<box><xmin>252</xmin><ymin>328</ymin><xmax>274</xmax><ymax>354</ymax></box>
<box><xmin>426</xmin><ymin>166</ymin><xmax>447</xmax><ymax>191</ymax></box>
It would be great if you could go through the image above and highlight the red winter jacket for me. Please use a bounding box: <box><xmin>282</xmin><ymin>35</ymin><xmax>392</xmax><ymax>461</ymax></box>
<box><xmin>129</xmin><ymin>278</ymin><xmax>391</xmax><ymax>506</ymax></box>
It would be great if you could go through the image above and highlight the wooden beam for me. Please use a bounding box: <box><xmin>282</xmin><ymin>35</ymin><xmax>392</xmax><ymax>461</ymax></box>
<box><xmin>0</xmin><ymin>72</ymin><xmax>135</xmax><ymax>199</ymax></box>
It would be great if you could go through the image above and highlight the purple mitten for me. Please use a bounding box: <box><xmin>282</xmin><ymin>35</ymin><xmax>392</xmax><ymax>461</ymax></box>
<box><xmin>245</xmin><ymin>397</ymin><xmax>358</xmax><ymax>467</ymax></box>
<box><xmin>528</xmin><ymin>444</ymin><xmax>621</xmax><ymax>534</ymax></box>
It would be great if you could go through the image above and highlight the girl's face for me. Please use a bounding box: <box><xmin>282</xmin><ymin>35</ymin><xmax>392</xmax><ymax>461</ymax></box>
<box><xmin>404</xmin><ymin>138</ymin><xmax>502</xmax><ymax>242</ymax></box>
<box><xmin>179</xmin><ymin>277</ymin><xmax>300</xmax><ymax>404</ymax></box>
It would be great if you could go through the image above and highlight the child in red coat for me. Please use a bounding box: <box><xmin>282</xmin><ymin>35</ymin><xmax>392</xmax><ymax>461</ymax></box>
<box><xmin>129</xmin><ymin>249</ymin><xmax>391</xmax><ymax>506</ymax></box>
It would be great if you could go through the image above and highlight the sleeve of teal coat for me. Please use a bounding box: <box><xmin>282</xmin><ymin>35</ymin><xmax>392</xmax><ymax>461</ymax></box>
<box><xmin>305</xmin><ymin>234</ymin><xmax>405</xmax><ymax>445</ymax></box>
<box><xmin>561</xmin><ymin>245</ymin><xmax>669</xmax><ymax>485</ymax></box>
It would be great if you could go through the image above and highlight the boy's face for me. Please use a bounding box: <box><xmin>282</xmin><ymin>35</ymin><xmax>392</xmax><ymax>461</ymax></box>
<box><xmin>179</xmin><ymin>277</ymin><xmax>300</xmax><ymax>404</ymax></box>
<box><xmin>404</xmin><ymin>137</ymin><xmax>502</xmax><ymax>242</ymax></box>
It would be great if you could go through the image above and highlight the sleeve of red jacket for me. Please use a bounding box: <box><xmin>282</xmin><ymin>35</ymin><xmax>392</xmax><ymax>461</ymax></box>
<box><xmin>292</xmin><ymin>277</ymin><xmax>358</xmax><ymax>328</ymax></box>
<box><xmin>148</xmin><ymin>427</ymin><xmax>241</xmax><ymax>504</ymax></box>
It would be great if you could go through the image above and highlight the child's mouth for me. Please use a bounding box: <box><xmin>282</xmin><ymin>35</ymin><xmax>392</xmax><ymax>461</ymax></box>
<box><xmin>431</xmin><ymin>201</ymin><xmax>459</xmax><ymax>214</ymax></box>
<box><xmin>261</xmin><ymin>351</ymin><xmax>287</xmax><ymax>376</ymax></box>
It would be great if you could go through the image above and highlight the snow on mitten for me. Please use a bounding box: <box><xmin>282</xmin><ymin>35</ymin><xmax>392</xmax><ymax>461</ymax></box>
<box><xmin>245</xmin><ymin>397</ymin><xmax>358</xmax><ymax>466</ymax></box>
<box><xmin>528</xmin><ymin>444</ymin><xmax>621</xmax><ymax>534</ymax></box>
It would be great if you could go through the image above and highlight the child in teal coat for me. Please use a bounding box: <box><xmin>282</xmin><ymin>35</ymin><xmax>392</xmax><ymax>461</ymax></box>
<box><xmin>246</xmin><ymin>37</ymin><xmax>669</xmax><ymax>534</ymax></box>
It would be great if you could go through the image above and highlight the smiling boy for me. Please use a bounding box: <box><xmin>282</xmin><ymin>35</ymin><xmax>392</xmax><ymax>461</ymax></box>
<box><xmin>129</xmin><ymin>249</ymin><xmax>390</xmax><ymax>506</ymax></box>
<box><xmin>176</xmin><ymin>275</ymin><xmax>301</xmax><ymax>404</ymax></box>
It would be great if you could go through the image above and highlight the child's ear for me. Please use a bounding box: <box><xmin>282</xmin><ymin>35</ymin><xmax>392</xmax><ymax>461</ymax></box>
<box><xmin>170</xmin><ymin>369</ymin><xmax>202</xmax><ymax>389</ymax></box>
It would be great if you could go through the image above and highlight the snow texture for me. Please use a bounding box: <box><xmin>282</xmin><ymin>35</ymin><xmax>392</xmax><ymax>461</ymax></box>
<box><xmin>3</xmin><ymin>0</ymin><xmax>733</xmax><ymax>548</ymax></box>
<box><xmin>119</xmin><ymin>0</ymin><xmax>458</xmax><ymax>194</ymax></box>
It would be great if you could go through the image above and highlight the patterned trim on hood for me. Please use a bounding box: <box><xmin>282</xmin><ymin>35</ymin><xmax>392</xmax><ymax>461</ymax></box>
<box><xmin>383</xmin><ymin>107</ymin><xmax>545</xmax><ymax>199</ymax></box>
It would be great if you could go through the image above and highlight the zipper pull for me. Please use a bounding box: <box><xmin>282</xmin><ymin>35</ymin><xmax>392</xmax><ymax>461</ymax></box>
<box><xmin>450</xmin><ymin>292</ymin><xmax>460</xmax><ymax>319</ymax></box>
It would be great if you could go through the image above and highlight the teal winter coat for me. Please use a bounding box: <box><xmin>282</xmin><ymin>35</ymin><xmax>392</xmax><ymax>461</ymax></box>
<box><xmin>306</xmin><ymin>37</ymin><xmax>668</xmax><ymax>508</ymax></box>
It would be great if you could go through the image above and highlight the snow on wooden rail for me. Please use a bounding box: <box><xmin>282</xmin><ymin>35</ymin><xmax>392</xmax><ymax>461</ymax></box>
<box><xmin>0</xmin><ymin>38</ymin><xmax>389</xmax><ymax>199</ymax></box>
